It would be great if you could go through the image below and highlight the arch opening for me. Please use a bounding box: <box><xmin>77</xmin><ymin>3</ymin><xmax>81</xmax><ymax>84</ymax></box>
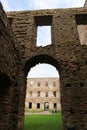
<box><xmin>27</xmin><ymin>63</ymin><xmax>59</xmax><ymax>78</ymax></box>
<box><xmin>24</xmin><ymin>54</ymin><xmax>60</xmax><ymax>76</ymax></box>
<box><xmin>24</xmin><ymin>54</ymin><xmax>63</xmax><ymax>130</ymax></box>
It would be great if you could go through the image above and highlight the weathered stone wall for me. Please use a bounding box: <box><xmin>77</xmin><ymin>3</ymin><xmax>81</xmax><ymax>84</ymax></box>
<box><xmin>6</xmin><ymin>8</ymin><xmax>87</xmax><ymax>130</ymax></box>
<box><xmin>0</xmin><ymin>2</ymin><xmax>21</xmax><ymax>130</ymax></box>
<box><xmin>84</xmin><ymin>0</ymin><xmax>87</xmax><ymax>7</ymax></box>
<box><xmin>1</xmin><ymin>1</ymin><xmax>87</xmax><ymax>130</ymax></box>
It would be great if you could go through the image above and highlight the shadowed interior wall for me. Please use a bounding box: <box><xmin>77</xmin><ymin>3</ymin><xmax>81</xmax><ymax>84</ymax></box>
<box><xmin>0</xmin><ymin>3</ymin><xmax>21</xmax><ymax>130</ymax></box>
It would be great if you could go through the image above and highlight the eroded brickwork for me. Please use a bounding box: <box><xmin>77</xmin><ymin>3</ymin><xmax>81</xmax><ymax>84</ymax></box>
<box><xmin>1</xmin><ymin>1</ymin><xmax>87</xmax><ymax>130</ymax></box>
<box><xmin>0</xmin><ymin>2</ymin><xmax>22</xmax><ymax>130</ymax></box>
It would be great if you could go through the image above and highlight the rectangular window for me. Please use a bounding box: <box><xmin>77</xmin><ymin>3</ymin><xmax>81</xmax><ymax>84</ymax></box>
<box><xmin>75</xmin><ymin>14</ymin><xmax>87</xmax><ymax>45</ymax></box>
<box><xmin>45</xmin><ymin>92</ymin><xmax>48</xmax><ymax>97</ymax></box>
<box><xmin>30</xmin><ymin>81</ymin><xmax>33</xmax><ymax>87</ymax></box>
<box><xmin>54</xmin><ymin>103</ymin><xmax>57</xmax><ymax>109</ymax></box>
<box><xmin>37</xmin><ymin>82</ymin><xmax>40</xmax><ymax>87</ymax></box>
<box><xmin>37</xmin><ymin>26</ymin><xmax>51</xmax><ymax>47</ymax></box>
<box><xmin>34</xmin><ymin>15</ymin><xmax>53</xmax><ymax>47</ymax></box>
<box><xmin>38</xmin><ymin>91</ymin><xmax>40</xmax><ymax>97</ymax></box>
<box><xmin>29</xmin><ymin>102</ymin><xmax>32</xmax><ymax>109</ymax></box>
<box><xmin>45</xmin><ymin>81</ymin><xmax>48</xmax><ymax>87</ymax></box>
<box><xmin>37</xmin><ymin>103</ymin><xmax>40</xmax><ymax>109</ymax></box>
<box><xmin>53</xmin><ymin>91</ymin><xmax>56</xmax><ymax>97</ymax></box>
<box><xmin>53</xmin><ymin>82</ymin><xmax>56</xmax><ymax>87</ymax></box>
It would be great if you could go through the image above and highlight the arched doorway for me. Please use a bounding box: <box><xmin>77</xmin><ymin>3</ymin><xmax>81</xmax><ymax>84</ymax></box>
<box><xmin>25</xmin><ymin>63</ymin><xmax>60</xmax><ymax>112</ymax></box>
<box><xmin>24</xmin><ymin>54</ymin><xmax>62</xmax><ymax>129</ymax></box>
<box><xmin>24</xmin><ymin>54</ymin><xmax>60</xmax><ymax>76</ymax></box>
<box><xmin>44</xmin><ymin>102</ymin><xmax>49</xmax><ymax>111</ymax></box>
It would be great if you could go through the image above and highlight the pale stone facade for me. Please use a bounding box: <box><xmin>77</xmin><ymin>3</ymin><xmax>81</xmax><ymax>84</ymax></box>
<box><xmin>25</xmin><ymin>77</ymin><xmax>61</xmax><ymax>111</ymax></box>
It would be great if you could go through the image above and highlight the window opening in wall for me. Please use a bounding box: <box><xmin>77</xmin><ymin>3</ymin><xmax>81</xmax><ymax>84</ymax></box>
<box><xmin>30</xmin><ymin>91</ymin><xmax>32</xmax><ymax>97</ymax></box>
<box><xmin>37</xmin><ymin>103</ymin><xmax>40</xmax><ymax>109</ymax></box>
<box><xmin>34</xmin><ymin>15</ymin><xmax>52</xmax><ymax>47</ymax></box>
<box><xmin>37</xmin><ymin>26</ymin><xmax>51</xmax><ymax>47</ymax></box>
<box><xmin>37</xmin><ymin>82</ymin><xmax>40</xmax><ymax>87</ymax></box>
<box><xmin>45</xmin><ymin>92</ymin><xmax>48</xmax><ymax>97</ymax></box>
<box><xmin>38</xmin><ymin>91</ymin><xmax>40</xmax><ymax>97</ymax></box>
<box><xmin>54</xmin><ymin>103</ymin><xmax>57</xmax><ymax>109</ymax></box>
<box><xmin>29</xmin><ymin>102</ymin><xmax>32</xmax><ymax>109</ymax></box>
<box><xmin>53</xmin><ymin>91</ymin><xmax>56</xmax><ymax>97</ymax></box>
<box><xmin>75</xmin><ymin>14</ymin><xmax>87</xmax><ymax>45</ymax></box>
<box><xmin>30</xmin><ymin>81</ymin><xmax>33</xmax><ymax>87</ymax></box>
<box><xmin>53</xmin><ymin>82</ymin><xmax>56</xmax><ymax>87</ymax></box>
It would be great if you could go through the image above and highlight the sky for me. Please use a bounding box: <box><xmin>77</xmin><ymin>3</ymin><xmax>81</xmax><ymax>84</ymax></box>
<box><xmin>0</xmin><ymin>0</ymin><xmax>85</xmax><ymax>78</ymax></box>
<box><xmin>0</xmin><ymin>0</ymin><xmax>85</xmax><ymax>11</ymax></box>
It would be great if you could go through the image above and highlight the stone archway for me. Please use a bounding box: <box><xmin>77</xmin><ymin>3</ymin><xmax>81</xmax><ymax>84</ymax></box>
<box><xmin>18</xmin><ymin>54</ymin><xmax>63</xmax><ymax>129</ymax></box>
<box><xmin>44</xmin><ymin>102</ymin><xmax>49</xmax><ymax>111</ymax></box>
<box><xmin>24</xmin><ymin>54</ymin><xmax>60</xmax><ymax>77</ymax></box>
<box><xmin>18</xmin><ymin>51</ymin><xmax>80</xmax><ymax>130</ymax></box>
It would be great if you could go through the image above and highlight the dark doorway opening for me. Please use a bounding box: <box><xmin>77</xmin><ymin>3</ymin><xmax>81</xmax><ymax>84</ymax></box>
<box><xmin>0</xmin><ymin>73</ymin><xmax>11</xmax><ymax>129</ymax></box>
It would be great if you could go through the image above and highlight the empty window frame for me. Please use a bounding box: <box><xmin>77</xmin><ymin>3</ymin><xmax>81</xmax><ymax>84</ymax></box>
<box><xmin>45</xmin><ymin>81</ymin><xmax>48</xmax><ymax>87</ymax></box>
<box><xmin>45</xmin><ymin>92</ymin><xmax>48</xmax><ymax>97</ymax></box>
<box><xmin>30</xmin><ymin>81</ymin><xmax>33</xmax><ymax>87</ymax></box>
<box><xmin>75</xmin><ymin>14</ymin><xmax>87</xmax><ymax>45</ymax></box>
<box><xmin>37</xmin><ymin>26</ymin><xmax>51</xmax><ymax>46</ymax></box>
<box><xmin>37</xmin><ymin>103</ymin><xmax>40</xmax><ymax>109</ymax></box>
<box><xmin>29</xmin><ymin>102</ymin><xmax>32</xmax><ymax>109</ymax></box>
<box><xmin>53</xmin><ymin>82</ymin><xmax>56</xmax><ymax>87</ymax></box>
<box><xmin>34</xmin><ymin>15</ymin><xmax>53</xmax><ymax>47</ymax></box>
<box><xmin>54</xmin><ymin>103</ymin><xmax>57</xmax><ymax>109</ymax></box>
<box><xmin>53</xmin><ymin>91</ymin><xmax>56</xmax><ymax>97</ymax></box>
<box><xmin>37</xmin><ymin>82</ymin><xmax>40</xmax><ymax>87</ymax></box>
<box><xmin>38</xmin><ymin>91</ymin><xmax>40</xmax><ymax>97</ymax></box>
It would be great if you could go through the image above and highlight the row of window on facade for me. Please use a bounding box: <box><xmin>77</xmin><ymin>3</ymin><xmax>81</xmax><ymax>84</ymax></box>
<box><xmin>29</xmin><ymin>91</ymin><xmax>57</xmax><ymax>97</ymax></box>
<box><xmin>29</xmin><ymin>102</ymin><xmax>57</xmax><ymax>109</ymax></box>
<box><xmin>30</xmin><ymin>81</ymin><xmax>57</xmax><ymax>87</ymax></box>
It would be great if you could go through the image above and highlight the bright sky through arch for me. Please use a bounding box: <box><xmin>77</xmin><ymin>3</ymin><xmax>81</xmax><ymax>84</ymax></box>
<box><xmin>27</xmin><ymin>64</ymin><xmax>59</xmax><ymax>78</ymax></box>
<box><xmin>1</xmin><ymin>0</ymin><xmax>85</xmax><ymax>78</ymax></box>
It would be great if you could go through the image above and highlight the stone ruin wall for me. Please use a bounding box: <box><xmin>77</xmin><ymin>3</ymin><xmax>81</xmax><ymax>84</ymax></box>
<box><xmin>1</xmin><ymin>1</ymin><xmax>87</xmax><ymax>130</ymax></box>
<box><xmin>85</xmin><ymin>0</ymin><xmax>87</xmax><ymax>7</ymax></box>
<box><xmin>0</xmin><ymin>3</ymin><xmax>22</xmax><ymax>130</ymax></box>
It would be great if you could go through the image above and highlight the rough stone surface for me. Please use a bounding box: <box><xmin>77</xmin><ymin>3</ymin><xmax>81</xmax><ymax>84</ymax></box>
<box><xmin>84</xmin><ymin>0</ymin><xmax>87</xmax><ymax>7</ymax></box>
<box><xmin>1</xmin><ymin>1</ymin><xmax>87</xmax><ymax>130</ymax></box>
<box><xmin>0</xmin><ymin>3</ymin><xmax>21</xmax><ymax>130</ymax></box>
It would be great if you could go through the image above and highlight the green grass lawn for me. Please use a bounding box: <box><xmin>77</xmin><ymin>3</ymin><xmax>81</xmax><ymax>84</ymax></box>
<box><xmin>24</xmin><ymin>113</ymin><xmax>62</xmax><ymax>130</ymax></box>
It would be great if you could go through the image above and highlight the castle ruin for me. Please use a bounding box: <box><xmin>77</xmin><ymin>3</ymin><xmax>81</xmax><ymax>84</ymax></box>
<box><xmin>1</xmin><ymin>1</ymin><xmax>87</xmax><ymax>130</ymax></box>
<box><xmin>25</xmin><ymin>77</ymin><xmax>61</xmax><ymax>111</ymax></box>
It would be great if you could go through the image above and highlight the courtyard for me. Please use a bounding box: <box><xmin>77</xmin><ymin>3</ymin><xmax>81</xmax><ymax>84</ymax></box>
<box><xmin>24</xmin><ymin>112</ymin><xmax>62</xmax><ymax>130</ymax></box>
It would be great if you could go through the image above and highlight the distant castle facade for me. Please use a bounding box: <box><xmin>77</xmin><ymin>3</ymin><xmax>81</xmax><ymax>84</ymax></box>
<box><xmin>25</xmin><ymin>77</ymin><xmax>61</xmax><ymax>111</ymax></box>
